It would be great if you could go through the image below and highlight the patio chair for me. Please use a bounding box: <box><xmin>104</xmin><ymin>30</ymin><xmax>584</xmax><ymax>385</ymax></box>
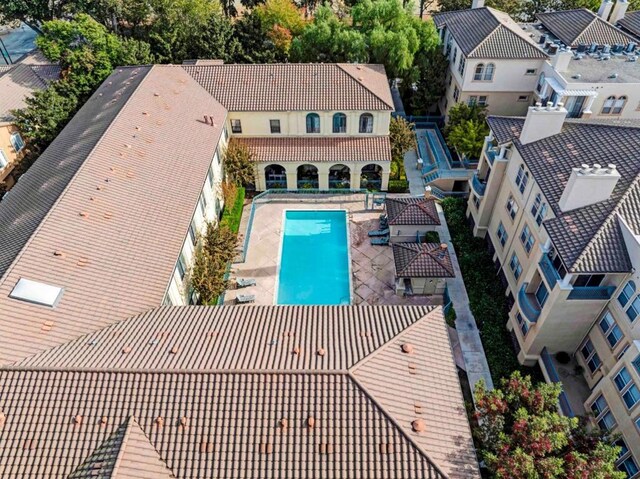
<box><xmin>236</xmin><ymin>278</ymin><xmax>256</xmax><ymax>288</ymax></box>
<box><xmin>372</xmin><ymin>197</ymin><xmax>386</xmax><ymax>207</ymax></box>
<box><xmin>368</xmin><ymin>228</ymin><xmax>390</xmax><ymax>237</ymax></box>
<box><xmin>370</xmin><ymin>236</ymin><xmax>389</xmax><ymax>246</ymax></box>
<box><xmin>236</xmin><ymin>294</ymin><xmax>255</xmax><ymax>304</ymax></box>
<box><xmin>380</xmin><ymin>217</ymin><xmax>388</xmax><ymax>228</ymax></box>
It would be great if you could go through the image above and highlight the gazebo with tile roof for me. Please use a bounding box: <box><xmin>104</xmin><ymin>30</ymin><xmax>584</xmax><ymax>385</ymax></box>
<box><xmin>392</xmin><ymin>243</ymin><xmax>455</xmax><ymax>296</ymax></box>
<box><xmin>385</xmin><ymin>197</ymin><xmax>441</xmax><ymax>242</ymax></box>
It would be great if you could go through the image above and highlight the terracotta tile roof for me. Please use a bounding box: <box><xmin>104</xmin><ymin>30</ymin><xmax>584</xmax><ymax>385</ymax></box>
<box><xmin>1</xmin><ymin>305</ymin><xmax>479</xmax><ymax>479</ymax></box>
<box><xmin>68</xmin><ymin>416</ymin><xmax>175</xmax><ymax>479</ymax></box>
<box><xmin>183</xmin><ymin>63</ymin><xmax>394</xmax><ymax>111</ymax></box>
<box><xmin>392</xmin><ymin>243</ymin><xmax>455</xmax><ymax>278</ymax></box>
<box><xmin>617</xmin><ymin>11</ymin><xmax>640</xmax><ymax>39</ymax></box>
<box><xmin>488</xmin><ymin>116</ymin><xmax>640</xmax><ymax>273</ymax></box>
<box><xmin>0</xmin><ymin>63</ymin><xmax>61</xmax><ymax>121</ymax></box>
<box><xmin>433</xmin><ymin>7</ymin><xmax>547</xmax><ymax>59</ymax></box>
<box><xmin>536</xmin><ymin>9</ymin><xmax>634</xmax><ymax>46</ymax></box>
<box><xmin>385</xmin><ymin>197</ymin><xmax>440</xmax><ymax>225</ymax></box>
<box><xmin>0</xmin><ymin>65</ymin><xmax>227</xmax><ymax>365</ymax></box>
<box><xmin>232</xmin><ymin>136</ymin><xmax>391</xmax><ymax>163</ymax></box>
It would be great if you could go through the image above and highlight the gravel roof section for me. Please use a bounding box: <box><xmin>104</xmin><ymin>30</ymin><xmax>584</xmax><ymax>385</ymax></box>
<box><xmin>183</xmin><ymin>63</ymin><xmax>394</xmax><ymax>111</ymax></box>
<box><xmin>617</xmin><ymin>11</ymin><xmax>640</xmax><ymax>39</ymax></box>
<box><xmin>487</xmin><ymin>116</ymin><xmax>640</xmax><ymax>273</ymax></box>
<box><xmin>385</xmin><ymin>197</ymin><xmax>440</xmax><ymax>225</ymax></box>
<box><xmin>536</xmin><ymin>9</ymin><xmax>634</xmax><ymax>46</ymax></box>
<box><xmin>68</xmin><ymin>416</ymin><xmax>175</xmax><ymax>479</ymax></box>
<box><xmin>232</xmin><ymin>136</ymin><xmax>392</xmax><ymax>163</ymax></box>
<box><xmin>1</xmin><ymin>305</ymin><xmax>479</xmax><ymax>479</ymax></box>
<box><xmin>433</xmin><ymin>7</ymin><xmax>547</xmax><ymax>59</ymax></box>
<box><xmin>0</xmin><ymin>63</ymin><xmax>60</xmax><ymax>121</ymax></box>
<box><xmin>392</xmin><ymin>243</ymin><xmax>455</xmax><ymax>278</ymax></box>
<box><xmin>0</xmin><ymin>65</ymin><xmax>227</xmax><ymax>365</ymax></box>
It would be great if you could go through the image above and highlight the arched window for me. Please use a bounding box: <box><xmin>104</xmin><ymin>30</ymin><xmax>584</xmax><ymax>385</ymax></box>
<box><xmin>359</xmin><ymin>113</ymin><xmax>374</xmax><ymax>133</ymax></box>
<box><xmin>536</xmin><ymin>72</ymin><xmax>545</xmax><ymax>93</ymax></box>
<box><xmin>602</xmin><ymin>96</ymin><xmax>616</xmax><ymax>114</ymax></box>
<box><xmin>601</xmin><ymin>96</ymin><xmax>626</xmax><ymax>115</ymax></box>
<box><xmin>333</xmin><ymin>113</ymin><xmax>347</xmax><ymax>133</ymax></box>
<box><xmin>306</xmin><ymin>113</ymin><xmax>320</xmax><ymax>133</ymax></box>
<box><xmin>613</xmin><ymin>96</ymin><xmax>627</xmax><ymax>115</ymax></box>
<box><xmin>474</xmin><ymin>63</ymin><xmax>484</xmax><ymax>81</ymax></box>
<box><xmin>483</xmin><ymin>63</ymin><xmax>495</xmax><ymax>81</ymax></box>
<box><xmin>515</xmin><ymin>164</ymin><xmax>528</xmax><ymax>194</ymax></box>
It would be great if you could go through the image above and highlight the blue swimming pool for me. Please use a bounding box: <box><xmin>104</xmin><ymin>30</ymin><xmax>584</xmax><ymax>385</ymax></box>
<box><xmin>276</xmin><ymin>210</ymin><xmax>351</xmax><ymax>305</ymax></box>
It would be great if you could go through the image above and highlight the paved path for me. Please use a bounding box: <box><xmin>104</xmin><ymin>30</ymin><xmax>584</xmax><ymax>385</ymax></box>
<box><xmin>435</xmin><ymin>204</ymin><xmax>494</xmax><ymax>393</ymax></box>
<box><xmin>402</xmin><ymin>148</ymin><xmax>425</xmax><ymax>196</ymax></box>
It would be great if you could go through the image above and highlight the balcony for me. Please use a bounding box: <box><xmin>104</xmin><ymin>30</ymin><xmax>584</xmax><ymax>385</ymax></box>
<box><xmin>485</xmin><ymin>145</ymin><xmax>499</xmax><ymax>166</ymax></box>
<box><xmin>567</xmin><ymin>286</ymin><xmax>615</xmax><ymax>300</ymax></box>
<box><xmin>470</xmin><ymin>173</ymin><xmax>487</xmax><ymax>197</ymax></box>
<box><xmin>297</xmin><ymin>179</ymin><xmax>319</xmax><ymax>189</ymax></box>
<box><xmin>539</xmin><ymin>254</ymin><xmax>561</xmax><ymax>288</ymax></box>
<box><xmin>518</xmin><ymin>283</ymin><xmax>541</xmax><ymax>323</ymax></box>
<box><xmin>540</xmin><ymin>348</ymin><xmax>590</xmax><ymax>418</ymax></box>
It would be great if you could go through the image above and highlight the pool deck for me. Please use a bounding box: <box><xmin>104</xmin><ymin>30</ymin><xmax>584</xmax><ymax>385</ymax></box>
<box><xmin>224</xmin><ymin>197</ymin><xmax>441</xmax><ymax>307</ymax></box>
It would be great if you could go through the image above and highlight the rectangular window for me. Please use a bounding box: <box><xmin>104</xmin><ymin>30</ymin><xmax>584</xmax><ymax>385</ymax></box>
<box><xmin>506</xmin><ymin>194</ymin><xmax>519</xmax><ymax>220</ymax></box>
<box><xmin>535</xmin><ymin>281</ymin><xmax>549</xmax><ymax>307</ymax></box>
<box><xmin>207</xmin><ymin>166</ymin><xmax>214</xmax><ymax>188</ymax></box>
<box><xmin>468</xmin><ymin>96</ymin><xmax>477</xmax><ymax>106</ymax></box>
<box><xmin>10</xmin><ymin>133</ymin><xmax>25</xmax><ymax>152</ymax></box>
<box><xmin>614</xmin><ymin>367</ymin><xmax>640</xmax><ymax>409</ymax></box>
<box><xmin>177</xmin><ymin>253</ymin><xmax>187</xmax><ymax>281</ymax></box>
<box><xmin>333</xmin><ymin>114</ymin><xmax>347</xmax><ymax>133</ymax></box>
<box><xmin>591</xmin><ymin>394</ymin><xmax>615</xmax><ymax>431</ymax></box>
<box><xmin>0</xmin><ymin>149</ymin><xmax>8</xmax><ymax>169</ymax></box>
<box><xmin>188</xmin><ymin>221</ymin><xmax>197</xmax><ymax>246</ymax></box>
<box><xmin>626</xmin><ymin>296</ymin><xmax>640</xmax><ymax>323</ymax></box>
<box><xmin>453</xmin><ymin>85</ymin><xmax>460</xmax><ymax>102</ymax></box>
<box><xmin>518</xmin><ymin>95</ymin><xmax>529</xmax><ymax>102</ymax></box>
<box><xmin>573</xmin><ymin>274</ymin><xmax>604</xmax><ymax>287</ymax></box>
<box><xmin>359</xmin><ymin>114</ymin><xmax>374</xmax><ymax>133</ymax></box>
<box><xmin>270</xmin><ymin>119</ymin><xmax>281</xmax><ymax>134</ymax></box>
<box><xmin>452</xmin><ymin>47</ymin><xmax>457</xmax><ymax>64</ymax></box>
<box><xmin>599</xmin><ymin>312</ymin><xmax>623</xmax><ymax>348</ymax></box>
<box><xmin>516</xmin><ymin>311</ymin><xmax>529</xmax><ymax>336</ymax></box>
<box><xmin>617</xmin><ymin>444</ymin><xmax>639</xmax><ymax>478</ymax></box>
<box><xmin>473</xmin><ymin>194</ymin><xmax>480</xmax><ymax>209</ymax></box>
<box><xmin>497</xmin><ymin>222</ymin><xmax>508</xmax><ymax>247</ymax></box>
<box><xmin>198</xmin><ymin>194</ymin><xmax>206</xmax><ymax>216</ymax></box>
<box><xmin>519</xmin><ymin>224</ymin><xmax>535</xmax><ymax>254</ymax></box>
<box><xmin>477</xmin><ymin>96</ymin><xmax>488</xmax><ymax>106</ymax></box>
<box><xmin>509</xmin><ymin>253</ymin><xmax>522</xmax><ymax>280</ymax></box>
<box><xmin>525</xmin><ymin>69</ymin><xmax>537</xmax><ymax>75</ymax></box>
<box><xmin>581</xmin><ymin>338</ymin><xmax>601</xmax><ymax>373</ymax></box>
<box><xmin>458</xmin><ymin>56</ymin><xmax>466</xmax><ymax>76</ymax></box>
<box><xmin>634</xmin><ymin>354</ymin><xmax>640</xmax><ymax>375</ymax></box>
<box><xmin>230</xmin><ymin>119</ymin><xmax>242</xmax><ymax>134</ymax></box>
<box><xmin>619</xmin><ymin>281</ymin><xmax>635</xmax><ymax>308</ymax></box>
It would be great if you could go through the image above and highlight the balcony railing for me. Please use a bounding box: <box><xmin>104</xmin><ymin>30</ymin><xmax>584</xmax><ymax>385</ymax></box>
<box><xmin>297</xmin><ymin>179</ymin><xmax>319</xmax><ymax>189</ymax></box>
<box><xmin>539</xmin><ymin>254</ymin><xmax>561</xmax><ymax>288</ymax></box>
<box><xmin>470</xmin><ymin>173</ymin><xmax>486</xmax><ymax>196</ymax></box>
<box><xmin>266</xmin><ymin>179</ymin><xmax>287</xmax><ymax>189</ymax></box>
<box><xmin>567</xmin><ymin>286</ymin><xmax>616</xmax><ymax>300</ymax></box>
<box><xmin>485</xmin><ymin>145</ymin><xmax>499</xmax><ymax>165</ymax></box>
<box><xmin>328</xmin><ymin>178</ymin><xmax>350</xmax><ymax>189</ymax></box>
<box><xmin>541</xmin><ymin>348</ymin><xmax>575</xmax><ymax>418</ymax></box>
<box><xmin>518</xmin><ymin>283</ymin><xmax>541</xmax><ymax>323</ymax></box>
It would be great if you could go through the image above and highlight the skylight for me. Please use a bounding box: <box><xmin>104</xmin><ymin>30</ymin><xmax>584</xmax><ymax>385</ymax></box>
<box><xmin>10</xmin><ymin>278</ymin><xmax>64</xmax><ymax>307</ymax></box>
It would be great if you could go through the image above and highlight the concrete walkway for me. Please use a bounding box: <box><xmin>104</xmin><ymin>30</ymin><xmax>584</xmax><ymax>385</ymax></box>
<box><xmin>435</xmin><ymin>204</ymin><xmax>494</xmax><ymax>392</ymax></box>
<box><xmin>403</xmin><ymin>148</ymin><xmax>426</xmax><ymax>196</ymax></box>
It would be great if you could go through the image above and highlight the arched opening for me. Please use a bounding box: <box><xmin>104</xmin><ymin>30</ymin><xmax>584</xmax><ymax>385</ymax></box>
<box><xmin>329</xmin><ymin>164</ymin><xmax>351</xmax><ymax>189</ymax></box>
<box><xmin>306</xmin><ymin>113</ymin><xmax>320</xmax><ymax>133</ymax></box>
<box><xmin>360</xmin><ymin>164</ymin><xmax>382</xmax><ymax>190</ymax></box>
<box><xmin>297</xmin><ymin>164</ymin><xmax>319</xmax><ymax>189</ymax></box>
<box><xmin>333</xmin><ymin>113</ymin><xmax>347</xmax><ymax>133</ymax></box>
<box><xmin>265</xmin><ymin>164</ymin><xmax>287</xmax><ymax>189</ymax></box>
<box><xmin>359</xmin><ymin>113</ymin><xmax>374</xmax><ymax>133</ymax></box>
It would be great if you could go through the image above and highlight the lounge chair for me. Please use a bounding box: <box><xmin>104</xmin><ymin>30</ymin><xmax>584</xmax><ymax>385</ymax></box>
<box><xmin>236</xmin><ymin>278</ymin><xmax>256</xmax><ymax>288</ymax></box>
<box><xmin>368</xmin><ymin>228</ymin><xmax>390</xmax><ymax>237</ymax></box>
<box><xmin>236</xmin><ymin>294</ymin><xmax>255</xmax><ymax>304</ymax></box>
<box><xmin>372</xmin><ymin>197</ymin><xmax>385</xmax><ymax>207</ymax></box>
<box><xmin>379</xmin><ymin>213</ymin><xmax>387</xmax><ymax>222</ymax></box>
<box><xmin>380</xmin><ymin>217</ymin><xmax>388</xmax><ymax>228</ymax></box>
<box><xmin>370</xmin><ymin>236</ymin><xmax>389</xmax><ymax>246</ymax></box>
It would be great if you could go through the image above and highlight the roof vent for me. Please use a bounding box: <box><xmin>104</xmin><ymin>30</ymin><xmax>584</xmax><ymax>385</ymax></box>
<box><xmin>279</xmin><ymin>418</ymin><xmax>288</xmax><ymax>430</ymax></box>
<box><xmin>317</xmin><ymin>348</ymin><xmax>326</xmax><ymax>356</ymax></box>
<box><xmin>53</xmin><ymin>250</ymin><xmax>64</xmax><ymax>257</ymax></box>
<box><xmin>0</xmin><ymin>411</ymin><xmax>6</xmax><ymax>428</ymax></box>
<box><xmin>101</xmin><ymin>416</ymin><xmax>108</xmax><ymax>425</ymax></box>
<box><xmin>572</xmin><ymin>73</ymin><xmax>582</xmax><ymax>79</ymax></box>
<box><xmin>412</xmin><ymin>419</ymin><xmax>426</xmax><ymax>432</ymax></box>
<box><xmin>180</xmin><ymin>416</ymin><xmax>188</xmax><ymax>427</ymax></box>
<box><xmin>171</xmin><ymin>346</ymin><xmax>179</xmax><ymax>354</ymax></box>
<box><xmin>79</xmin><ymin>211</ymin><xmax>89</xmax><ymax>218</ymax></box>
<box><xmin>379</xmin><ymin>443</ymin><xmax>394</xmax><ymax>454</ymax></box>
<box><xmin>293</xmin><ymin>346</ymin><xmax>301</xmax><ymax>355</ymax></box>
<box><xmin>74</xmin><ymin>415</ymin><xmax>82</xmax><ymax>425</ymax></box>
<box><xmin>401</xmin><ymin>343</ymin><xmax>414</xmax><ymax>354</ymax></box>
<box><xmin>307</xmin><ymin>416</ymin><xmax>315</xmax><ymax>429</ymax></box>
<box><xmin>122</xmin><ymin>346</ymin><xmax>131</xmax><ymax>354</ymax></box>
<box><xmin>260</xmin><ymin>441</ymin><xmax>273</xmax><ymax>454</ymax></box>
<box><xmin>609</xmin><ymin>72</ymin><xmax>618</xmax><ymax>79</ymax></box>
<box><xmin>155</xmin><ymin>416</ymin><xmax>164</xmax><ymax>427</ymax></box>
<box><xmin>10</xmin><ymin>278</ymin><xmax>64</xmax><ymax>307</ymax></box>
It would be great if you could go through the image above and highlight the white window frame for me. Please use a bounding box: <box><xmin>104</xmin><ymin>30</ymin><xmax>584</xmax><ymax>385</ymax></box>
<box><xmin>10</xmin><ymin>132</ymin><xmax>24</xmax><ymax>152</ymax></box>
<box><xmin>580</xmin><ymin>338</ymin><xmax>602</xmax><ymax>374</ymax></box>
<box><xmin>496</xmin><ymin>221</ymin><xmax>508</xmax><ymax>247</ymax></box>
<box><xmin>520</xmin><ymin>223</ymin><xmax>535</xmax><ymax>254</ymax></box>
<box><xmin>506</xmin><ymin>194</ymin><xmax>519</xmax><ymax>220</ymax></box>
<box><xmin>509</xmin><ymin>252</ymin><xmax>522</xmax><ymax>280</ymax></box>
<box><xmin>0</xmin><ymin>149</ymin><xmax>8</xmax><ymax>169</ymax></box>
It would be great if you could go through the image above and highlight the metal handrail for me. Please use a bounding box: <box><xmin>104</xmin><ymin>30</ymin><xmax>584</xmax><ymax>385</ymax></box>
<box><xmin>539</xmin><ymin>254</ymin><xmax>561</xmax><ymax>288</ymax></box>
<box><xmin>567</xmin><ymin>286</ymin><xmax>616</xmax><ymax>300</ymax></box>
<box><xmin>471</xmin><ymin>173</ymin><xmax>486</xmax><ymax>196</ymax></box>
<box><xmin>541</xmin><ymin>347</ymin><xmax>575</xmax><ymax>418</ymax></box>
<box><xmin>518</xmin><ymin>283</ymin><xmax>541</xmax><ymax>323</ymax></box>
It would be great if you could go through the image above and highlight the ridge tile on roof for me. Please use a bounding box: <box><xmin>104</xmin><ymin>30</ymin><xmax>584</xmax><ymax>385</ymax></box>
<box><xmin>385</xmin><ymin>197</ymin><xmax>440</xmax><ymax>225</ymax></box>
<box><xmin>536</xmin><ymin>8</ymin><xmax>634</xmax><ymax>46</ymax></box>
<box><xmin>392</xmin><ymin>243</ymin><xmax>455</xmax><ymax>278</ymax></box>
<box><xmin>617</xmin><ymin>10</ymin><xmax>640</xmax><ymax>38</ymax></box>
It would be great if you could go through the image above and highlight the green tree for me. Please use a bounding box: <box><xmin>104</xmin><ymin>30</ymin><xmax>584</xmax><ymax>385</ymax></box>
<box><xmin>0</xmin><ymin>0</ymin><xmax>72</xmax><ymax>24</ymax></box>
<box><xmin>447</xmin><ymin>119</ymin><xmax>488</xmax><ymax>160</ymax></box>
<box><xmin>407</xmin><ymin>47</ymin><xmax>448</xmax><ymax>114</ymax></box>
<box><xmin>351</xmin><ymin>0</ymin><xmax>439</xmax><ymax>78</ymax></box>
<box><xmin>389</xmin><ymin>116</ymin><xmax>415</xmax><ymax>161</ymax></box>
<box><xmin>233</xmin><ymin>12</ymin><xmax>287</xmax><ymax>63</ymax></box>
<box><xmin>223</xmin><ymin>142</ymin><xmax>257</xmax><ymax>186</ymax></box>
<box><xmin>254</xmin><ymin>0</ymin><xmax>307</xmax><ymax>35</ymax></box>
<box><xmin>443</xmin><ymin>102</ymin><xmax>488</xmax><ymax>138</ymax></box>
<box><xmin>290</xmin><ymin>5</ymin><xmax>368</xmax><ymax>63</ymax></box>
<box><xmin>474</xmin><ymin>372</ymin><xmax>624</xmax><ymax>479</ymax></box>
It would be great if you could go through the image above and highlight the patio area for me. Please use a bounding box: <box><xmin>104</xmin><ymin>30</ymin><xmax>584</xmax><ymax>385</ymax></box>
<box><xmin>223</xmin><ymin>194</ymin><xmax>441</xmax><ymax>307</ymax></box>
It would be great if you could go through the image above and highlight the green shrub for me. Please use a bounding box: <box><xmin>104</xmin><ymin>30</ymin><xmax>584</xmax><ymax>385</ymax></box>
<box><xmin>388</xmin><ymin>179</ymin><xmax>409</xmax><ymax>193</ymax></box>
<box><xmin>441</xmin><ymin>197</ymin><xmax>540</xmax><ymax>382</ymax></box>
<box><xmin>424</xmin><ymin>231</ymin><xmax>440</xmax><ymax>243</ymax></box>
<box><xmin>445</xmin><ymin>306</ymin><xmax>457</xmax><ymax>328</ymax></box>
<box><xmin>220</xmin><ymin>187</ymin><xmax>245</xmax><ymax>234</ymax></box>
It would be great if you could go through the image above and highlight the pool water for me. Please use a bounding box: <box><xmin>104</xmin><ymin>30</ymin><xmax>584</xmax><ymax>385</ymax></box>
<box><xmin>277</xmin><ymin>210</ymin><xmax>351</xmax><ymax>305</ymax></box>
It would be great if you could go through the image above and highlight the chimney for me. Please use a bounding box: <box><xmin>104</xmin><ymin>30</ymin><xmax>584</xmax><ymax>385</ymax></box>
<box><xmin>598</xmin><ymin>0</ymin><xmax>614</xmax><ymax>19</ymax></box>
<box><xmin>610</xmin><ymin>0</ymin><xmax>629</xmax><ymax>23</ymax></box>
<box><xmin>519</xmin><ymin>102</ymin><xmax>568</xmax><ymax>145</ymax></box>
<box><xmin>558</xmin><ymin>164</ymin><xmax>620</xmax><ymax>212</ymax></box>
<box><xmin>551</xmin><ymin>48</ymin><xmax>573</xmax><ymax>72</ymax></box>
<box><xmin>471</xmin><ymin>0</ymin><xmax>485</xmax><ymax>8</ymax></box>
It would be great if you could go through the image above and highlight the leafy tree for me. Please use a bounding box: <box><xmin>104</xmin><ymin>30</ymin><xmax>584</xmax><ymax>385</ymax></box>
<box><xmin>223</xmin><ymin>142</ymin><xmax>257</xmax><ymax>186</ymax></box>
<box><xmin>474</xmin><ymin>372</ymin><xmax>624</xmax><ymax>479</ymax></box>
<box><xmin>190</xmin><ymin>222</ymin><xmax>239</xmax><ymax>305</ymax></box>
<box><xmin>254</xmin><ymin>0</ymin><xmax>307</xmax><ymax>35</ymax></box>
<box><xmin>175</xmin><ymin>11</ymin><xmax>241</xmax><ymax>62</ymax></box>
<box><xmin>290</xmin><ymin>5</ymin><xmax>368</xmax><ymax>63</ymax></box>
<box><xmin>443</xmin><ymin>102</ymin><xmax>488</xmax><ymax>138</ymax></box>
<box><xmin>389</xmin><ymin>116</ymin><xmax>415</xmax><ymax>162</ymax></box>
<box><xmin>435</xmin><ymin>0</ymin><xmax>471</xmax><ymax>13</ymax></box>
<box><xmin>233</xmin><ymin>12</ymin><xmax>287</xmax><ymax>63</ymax></box>
<box><xmin>0</xmin><ymin>0</ymin><xmax>71</xmax><ymax>24</ymax></box>
<box><xmin>351</xmin><ymin>0</ymin><xmax>439</xmax><ymax>78</ymax></box>
<box><xmin>407</xmin><ymin>47</ymin><xmax>448</xmax><ymax>114</ymax></box>
<box><xmin>448</xmin><ymin>119</ymin><xmax>488</xmax><ymax>160</ymax></box>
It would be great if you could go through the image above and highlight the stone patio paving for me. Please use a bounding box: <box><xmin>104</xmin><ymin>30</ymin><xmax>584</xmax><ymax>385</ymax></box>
<box><xmin>223</xmin><ymin>194</ymin><xmax>441</xmax><ymax>307</ymax></box>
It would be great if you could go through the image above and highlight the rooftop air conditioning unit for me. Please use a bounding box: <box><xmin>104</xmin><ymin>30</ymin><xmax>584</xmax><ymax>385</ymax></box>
<box><xmin>572</xmin><ymin>73</ymin><xmax>582</xmax><ymax>79</ymax></box>
<box><xmin>628</xmin><ymin>55</ymin><xmax>638</xmax><ymax>62</ymax></box>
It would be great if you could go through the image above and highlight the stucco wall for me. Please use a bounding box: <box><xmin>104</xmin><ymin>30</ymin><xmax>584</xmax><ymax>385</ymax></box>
<box><xmin>0</xmin><ymin>123</ymin><xmax>25</xmax><ymax>185</ymax></box>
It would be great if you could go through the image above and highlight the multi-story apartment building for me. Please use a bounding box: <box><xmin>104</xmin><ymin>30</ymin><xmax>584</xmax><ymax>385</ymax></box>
<box><xmin>184</xmin><ymin>61</ymin><xmax>394</xmax><ymax>191</ymax></box>
<box><xmin>0</xmin><ymin>54</ymin><xmax>60</xmax><ymax>188</ymax></box>
<box><xmin>467</xmin><ymin>103</ymin><xmax>640</xmax><ymax>475</ymax></box>
<box><xmin>433</xmin><ymin>6</ymin><xmax>548</xmax><ymax>117</ymax></box>
<box><xmin>434</xmin><ymin>2</ymin><xmax>640</xmax><ymax>121</ymax></box>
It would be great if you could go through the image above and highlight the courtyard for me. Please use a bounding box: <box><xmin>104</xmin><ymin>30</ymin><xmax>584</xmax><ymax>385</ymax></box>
<box><xmin>223</xmin><ymin>192</ymin><xmax>442</xmax><ymax>307</ymax></box>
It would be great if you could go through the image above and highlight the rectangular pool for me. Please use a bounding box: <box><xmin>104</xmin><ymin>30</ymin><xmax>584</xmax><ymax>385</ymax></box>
<box><xmin>276</xmin><ymin>210</ymin><xmax>351</xmax><ymax>305</ymax></box>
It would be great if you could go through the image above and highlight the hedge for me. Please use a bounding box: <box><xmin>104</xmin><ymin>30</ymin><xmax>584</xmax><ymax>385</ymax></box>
<box><xmin>441</xmin><ymin>197</ymin><xmax>541</xmax><ymax>382</ymax></box>
<box><xmin>220</xmin><ymin>186</ymin><xmax>245</xmax><ymax>234</ymax></box>
<box><xmin>388</xmin><ymin>179</ymin><xmax>409</xmax><ymax>193</ymax></box>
